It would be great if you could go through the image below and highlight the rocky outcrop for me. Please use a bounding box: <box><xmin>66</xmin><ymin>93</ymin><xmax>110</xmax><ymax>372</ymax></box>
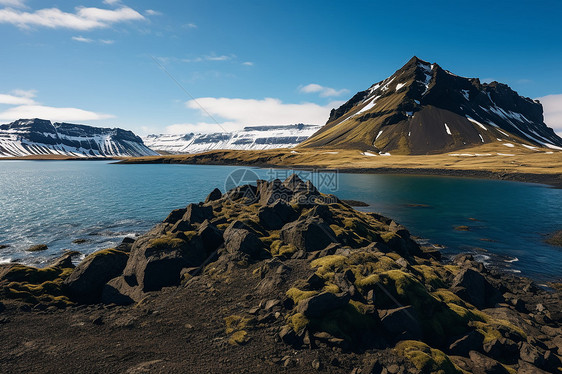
<box><xmin>64</xmin><ymin>248</ymin><xmax>129</xmax><ymax>304</ymax></box>
<box><xmin>1</xmin><ymin>174</ymin><xmax>560</xmax><ymax>374</ymax></box>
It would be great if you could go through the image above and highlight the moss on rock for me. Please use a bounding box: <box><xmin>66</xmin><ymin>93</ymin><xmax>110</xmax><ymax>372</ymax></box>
<box><xmin>395</xmin><ymin>340</ymin><xmax>464</xmax><ymax>374</ymax></box>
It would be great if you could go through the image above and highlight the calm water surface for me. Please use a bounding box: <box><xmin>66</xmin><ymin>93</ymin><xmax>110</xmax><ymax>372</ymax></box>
<box><xmin>0</xmin><ymin>161</ymin><xmax>560</xmax><ymax>281</ymax></box>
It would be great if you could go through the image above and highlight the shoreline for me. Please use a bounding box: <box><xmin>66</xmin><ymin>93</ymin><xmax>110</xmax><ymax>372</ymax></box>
<box><xmin>119</xmin><ymin>154</ymin><xmax>562</xmax><ymax>189</ymax></box>
<box><xmin>1</xmin><ymin>174</ymin><xmax>560</xmax><ymax>373</ymax></box>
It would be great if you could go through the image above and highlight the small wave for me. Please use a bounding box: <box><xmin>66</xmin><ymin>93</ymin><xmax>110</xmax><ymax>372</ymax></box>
<box><xmin>474</xmin><ymin>254</ymin><xmax>491</xmax><ymax>262</ymax></box>
<box><xmin>504</xmin><ymin>257</ymin><xmax>519</xmax><ymax>263</ymax></box>
<box><xmin>506</xmin><ymin>269</ymin><xmax>522</xmax><ymax>274</ymax></box>
<box><xmin>0</xmin><ymin>258</ymin><xmax>12</xmax><ymax>264</ymax></box>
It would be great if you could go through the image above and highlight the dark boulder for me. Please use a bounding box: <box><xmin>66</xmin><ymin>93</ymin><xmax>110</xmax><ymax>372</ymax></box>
<box><xmin>467</xmin><ymin>351</ymin><xmax>510</xmax><ymax>374</ymax></box>
<box><xmin>257</xmin><ymin>179</ymin><xmax>293</xmax><ymax>206</ymax></box>
<box><xmin>115</xmin><ymin>237</ymin><xmax>135</xmax><ymax>253</ymax></box>
<box><xmin>27</xmin><ymin>244</ymin><xmax>48</xmax><ymax>252</ymax></box>
<box><xmin>198</xmin><ymin>220</ymin><xmax>224</xmax><ymax>254</ymax></box>
<box><xmin>257</xmin><ymin>201</ymin><xmax>297</xmax><ymax>230</ymax></box>
<box><xmin>226</xmin><ymin>184</ymin><xmax>258</xmax><ymax>203</ymax></box>
<box><xmin>280</xmin><ymin>217</ymin><xmax>338</xmax><ymax>252</ymax></box>
<box><xmin>304</xmin><ymin>273</ymin><xmax>325</xmax><ymax>291</ymax></box>
<box><xmin>291</xmin><ymin>181</ymin><xmax>321</xmax><ymax>206</ymax></box>
<box><xmin>519</xmin><ymin>342</ymin><xmax>546</xmax><ymax>367</ymax></box>
<box><xmin>122</xmin><ymin>233</ymin><xmax>207</xmax><ymax>292</ymax></box>
<box><xmin>378</xmin><ymin>306</ymin><xmax>422</xmax><ymax>341</ymax></box>
<box><xmin>101</xmin><ymin>276</ymin><xmax>139</xmax><ymax>305</ymax></box>
<box><xmin>517</xmin><ymin>360</ymin><xmax>550</xmax><ymax>374</ymax></box>
<box><xmin>51</xmin><ymin>251</ymin><xmax>80</xmax><ymax>269</ymax></box>
<box><xmin>304</xmin><ymin>204</ymin><xmax>334</xmax><ymax>223</ymax></box>
<box><xmin>282</xmin><ymin>174</ymin><xmax>307</xmax><ymax>192</ymax></box>
<box><xmin>383</xmin><ymin>229</ymin><xmax>423</xmax><ymax>257</ymax></box>
<box><xmin>64</xmin><ymin>248</ymin><xmax>129</xmax><ymax>304</ymax></box>
<box><xmin>451</xmin><ymin>268</ymin><xmax>503</xmax><ymax>309</ymax></box>
<box><xmin>205</xmin><ymin>188</ymin><xmax>222</xmax><ymax>203</ymax></box>
<box><xmin>163</xmin><ymin>208</ymin><xmax>187</xmax><ymax>224</ymax></box>
<box><xmin>171</xmin><ymin>203</ymin><xmax>213</xmax><ymax>232</ymax></box>
<box><xmin>449</xmin><ymin>330</ymin><xmax>484</xmax><ymax>356</ymax></box>
<box><xmin>482</xmin><ymin>337</ymin><xmax>518</xmax><ymax>364</ymax></box>
<box><xmin>223</xmin><ymin>221</ymin><xmax>267</xmax><ymax>259</ymax></box>
<box><xmin>296</xmin><ymin>292</ymin><xmax>350</xmax><ymax>318</ymax></box>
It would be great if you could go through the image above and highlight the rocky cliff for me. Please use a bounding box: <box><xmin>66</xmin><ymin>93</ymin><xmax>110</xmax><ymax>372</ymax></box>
<box><xmin>0</xmin><ymin>118</ymin><xmax>158</xmax><ymax>157</ymax></box>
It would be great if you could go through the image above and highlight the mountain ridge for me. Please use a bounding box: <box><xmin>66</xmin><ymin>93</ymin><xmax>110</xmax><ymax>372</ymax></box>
<box><xmin>143</xmin><ymin>123</ymin><xmax>321</xmax><ymax>154</ymax></box>
<box><xmin>0</xmin><ymin>118</ymin><xmax>157</xmax><ymax>158</ymax></box>
<box><xmin>300</xmin><ymin>56</ymin><xmax>562</xmax><ymax>154</ymax></box>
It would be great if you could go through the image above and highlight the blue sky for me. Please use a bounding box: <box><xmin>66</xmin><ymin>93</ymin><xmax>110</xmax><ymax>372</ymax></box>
<box><xmin>0</xmin><ymin>0</ymin><xmax>561</xmax><ymax>136</ymax></box>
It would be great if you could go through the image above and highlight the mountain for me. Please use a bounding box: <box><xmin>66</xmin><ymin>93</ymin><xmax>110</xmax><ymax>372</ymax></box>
<box><xmin>143</xmin><ymin>124</ymin><xmax>321</xmax><ymax>154</ymax></box>
<box><xmin>300</xmin><ymin>56</ymin><xmax>562</xmax><ymax>154</ymax></box>
<box><xmin>0</xmin><ymin>119</ymin><xmax>158</xmax><ymax>158</ymax></box>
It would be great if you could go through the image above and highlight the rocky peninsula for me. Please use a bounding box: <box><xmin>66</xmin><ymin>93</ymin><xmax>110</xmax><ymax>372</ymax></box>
<box><xmin>0</xmin><ymin>175</ymin><xmax>561</xmax><ymax>373</ymax></box>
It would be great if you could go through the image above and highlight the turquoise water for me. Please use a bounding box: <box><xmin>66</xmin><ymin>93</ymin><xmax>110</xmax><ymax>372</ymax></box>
<box><xmin>0</xmin><ymin>161</ymin><xmax>561</xmax><ymax>281</ymax></box>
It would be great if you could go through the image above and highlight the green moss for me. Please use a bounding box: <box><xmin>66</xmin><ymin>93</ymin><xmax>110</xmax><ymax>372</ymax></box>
<box><xmin>261</xmin><ymin>233</ymin><xmax>280</xmax><ymax>248</ymax></box>
<box><xmin>412</xmin><ymin>265</ymin><xmax>446</xmax><ymax>289</ymax></box>
<box><xmin>322</xmin><ymin>283</ymin><xmax>340</xmax><ymax>294</ymax></box>
<box><xmin>148</xmin><ymin>236</ymin><xmax>185</xmax><ymax>250</ymax></box>
<box><xmin>329</xmin><ymin>224</ymin><xmax>346</xmax><ymax>238</ymax></box>
<box><xmin>229</xmin><ymin>330</ymin><xmax>250</xmax><ymax>345</ymax></box>
<box><xmin>182</xmin><ymin>230</ymin><xmax>198</xmax><ymax>241</ymax></box>
<box><xmin>224</xmin><ymin>315</ymin><xmax>254</xmax><ymax>334</ymax></box>
<box><xmin>310</xmin><ymin>255</ymin><xmax>347</xmax><ymax>278</ymax></box>
<box><xmin>286</xmin><ymin>287</ymin><xmax>318</xmax><ymax>303</ymax></box>
<box><xmin>270</xmin><ymin>240</ymin><xmax>297</xmax><ymax>257</ymax></box>
<box><xmin>1</xmin><ymin>265</ymin><xmax>62</xmax><ymax>284</ymax></box>
<box><xmin>290</xmin><ymin>313</ymin><xmax>309</xmax><ymax>333</ymax></box>
<box><xmin>395</xmin><ymin>340</ymin><xmax>463</xmax><ymax>374</ymax></box>
<box><xmin>381</xmin><ymin>231</ymin><xmax>401</xmax><ymax>243</ymax></box>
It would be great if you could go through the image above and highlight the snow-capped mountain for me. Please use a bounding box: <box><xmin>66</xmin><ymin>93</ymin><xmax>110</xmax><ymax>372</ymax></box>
<box><xmin>143</xmin><ymin>124</ymin><xmax>321</xmax><ymax>154</ymax></box>
<box><xmin>300</xmin><ymin>56</ymin><xmax>562</xmax><ymax>154</ymax></box>
<box><xmin>0</xmin><ymin>119</ymin><xmax>158</xmax><ymax>158</ymax></box>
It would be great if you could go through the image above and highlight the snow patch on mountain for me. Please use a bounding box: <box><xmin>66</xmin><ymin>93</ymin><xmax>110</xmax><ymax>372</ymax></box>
<box><xmin>0</xmin><ymin>119</ymin><xmax>156</xmax><ymax>158</ymax></box>
<box><xmin>143</xmin><ymin>124</ymin><xmax>321</xmax><ymax>154</ymax></box>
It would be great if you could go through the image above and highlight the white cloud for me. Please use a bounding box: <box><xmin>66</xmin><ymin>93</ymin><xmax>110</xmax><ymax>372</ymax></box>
<box><xmin>72</xmin><ymin>35</ymin><xmax>93</xmax><ymax>43</ymax></box>
<box><xmin>0</xmin><ymin>90</ymin><xmax>113</xmax><ymax>122</ymax></box>
<box><xmin>72</xmin><ymin>36</ymin><xmax>115</xmax><ymax>44</ymax></box>
<box><xmin>0</xmin><ymin>105</ymin><xmax>113</xmax><ymax>122</ymax></box>
<box><xmin>299</xmin><ymin>83</ymin><xmax>349</xmax><ymax>97</ymax></box>
<box><xmin>183</xmin><ymin>97</ymin><xmax>341</xmax><ymax>131</ymax></box>
<box><xmin>242</xmin><ymin>61</ymin><xmax>254</xmax><ymax>66</ymax></box>
<box><xmin>145</xmin><ymin>9</ymin><xmax>162</xmax><ymax>16</ymax></box>
<box><xmin>181</xmin><ymin>54</ymin><xmax>234</xmax><ymax>63</ymax></box>
<box><xmin>184</xmin><ymin>23</ymin><xmax>197</xmax><ymax>28</ymax></box>
<box><xmin>0</xmin><ymin>0</ymin><xmax>26</xmax><ymax>8</ymax></box>
<box><xmin>537</xmin><ymin>94</ymin><xmax>562</xmax><ymax>137</ymax></box>
<box><xmin>103</xmin><ymin>0</ymin><xmax>121</xmax><ymax>5</ymax></box>
<box><xmin>0</xmin><ymin>5</ymin><xmax>145</xmax><ymax>30</ymax></box>
<box><xmin>0</xmin><ymin>92</ymin><xmax>35</xmax><ymax>105</ymax></box>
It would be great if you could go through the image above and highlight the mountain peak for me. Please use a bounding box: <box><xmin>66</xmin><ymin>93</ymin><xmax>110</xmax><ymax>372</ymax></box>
<box><xmin>300</xmin><ymin>59</ymin><xmax>562</xmax><ymax>154</ymax></box>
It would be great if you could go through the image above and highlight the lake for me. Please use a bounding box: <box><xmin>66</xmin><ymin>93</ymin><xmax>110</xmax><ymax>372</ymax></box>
<box><xmin>0</xmin><ymin>160</ymin><xmax>561</xmax><ymax>282</ymax></box>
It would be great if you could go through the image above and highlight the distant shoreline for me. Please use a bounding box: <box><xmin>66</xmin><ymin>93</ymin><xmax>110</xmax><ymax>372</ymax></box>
<box><xmin>117</xmin><ymin>146</ymin><xmax>562</xmax><ymax>189</ymax></box>
<box><xmin>0</xmin><ymin>155</ymin><xmax>120</xmax><ymax>161</ymax></box>
<box><xmin>2</xmin><ymin>148</ymin><xmax>561</xmax><ymax>188</ymax></box>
